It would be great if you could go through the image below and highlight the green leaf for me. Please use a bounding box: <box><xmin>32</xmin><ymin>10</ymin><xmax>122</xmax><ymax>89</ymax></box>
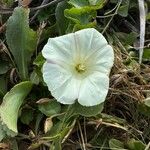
<box><xmin>143</xmin><ymin>48</ymin><xmax>150</xmax><ymax>60</ymax></box>
<box><xmin>116</xmin><ymin>32</ymin><xmax>138</xmax><ymax>46</ymax></box>
<box><xmin>118</xmin><ymin>0</ymin><xmax>130</xmax><ymax>17</ymax></box>
<box><xmin>127</xmin><ymin>139</ymin><xmax>146</xmax><ymax>150</ymax></box>
<box><xmin>56</xmin><ymin>1</ymin><xmax>71</xmax><ymax>35</ymax></box>
<box><xmin>138</xmin><ymin>98</ymin><xmax>150</xmax><ymax>116</ymax></box>
<box><xmin>33</xmin><ymin>53</ymin><xmax>45</xmax><ymax>84</ymax></box>
<box><xmin>110</xmin><ymin>0</ymin><xmax>130</xmax><ymax>17</ymax></box>
<box><xmin>65</xmin><ymin>7</ymin><xmax>97</xmax><ymax>24</ymax></box>
<box><xmin>0</xmin><ymin>60</ymin><xmax>10</xmax><ymax>75</ymax></box>
<box><xmin>109</xmin><ymin>139</ymin><xmax>125</xmax><ymax>149</ymax></box>
<box><xmin>33</xmin><ymin>52</ymin><xmax>45</xmax><ymax>68</ymax></box>
<box><xmin>146</xmin><ymin>12</ymin><xmax>150</xmax><ymax>20</ymax></box>
<box><xmin>71</xmin><ymin>101</ymin><xmax>104</xmax><ymax>117</ymax></box>
<box><xmin>65</xmin><ymin>0</ymin><xmax>106</xmax><ymax>28</ymax></box>
<box><xmin>20</xmin><ymin>108</ymin><xmax>34</xmax><ymax>125</ymax></box>
<box><xmin>0</xmin><ymin>75</ymin><xmax>7</xmax><ymax>98</ymax></box>
<box><xmin>30</xmin><ymin>70</ymin><xmax>40</xmax><ymax>85</ymax></box>
<box><xmin>38</xmin><ymin>99</ymin><xmax>61</xmax><ymax>116</ymax></box>
<box><xmin>0</xmin><ymin>81</ymin><xmax>32</xmax><ymax>140</ymax></box>
<box><xmin>138</xmin><ymin>102</ymin><xmax>150</xmax><ymax>116</ymax></box>
<box><xmin>6</xmin><ymin>7</ymin><xmax>37</xmax><ymax>80</ymax></box>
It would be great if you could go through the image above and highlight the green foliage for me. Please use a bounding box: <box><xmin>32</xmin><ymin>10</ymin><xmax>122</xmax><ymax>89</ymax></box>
<box><xmin>30</xmin><ymin>70</ymin><xmax>40</xmax><ymax>85</ymax></box>
<box><xmin>110</xmin><ymin>0</ymin><xmax>137</xmax><ymax>17</ymax></box>
<box><xmin>1</xmin><ymin>0</ymin><xmax>14</xmax><ymax>6</ymax></box>
<box><xmin>0</xmin><ymin>59</ymin><xmax>10</xmax><ymax>75</ymax></box>
<box><xmin>0</xmin><ymin>75</ymin><xmax>7</xmax><ymax>98</ymax></box>
<box><xmin>0</xmin><ymin>81</ymin><xmax>32</xmax><ymax>141</ymax></box>
<box><xmin>64</xmin><ymin>0</ymin><xmax>107</xmax><ymax>31</ymax></box>
<box><xmin>71</xmin><ymin>101</ymin><xmax>104</xmax><ymax>117</ymax></box>
<box><xmin>109</xmin><ymin>138</ymin><xmax>146</xmax><ymax>150</ymax></box>
<box><xmin>143</xmin><ymin>48</ymin><xmax>150</xmax><ymax>61</ymax></box>
<box><xmin>138</xmin><ymin>97</ymin><xmax>150</xmax><ymax>116</ymax></box>
<box><xmin>6</xmin><ymin>7</ymin><xmax>37</xmax><ymax>80</ymax></box>
<box><xmin>118</xmin><ymin>0</ymin><xmax>130</xmax><ymax>17</ymax></box>
<box><xmin>56</xmin><ymin>1</ymin><xmax>71</xmax><ymax>35</ymax></box>
<box><xmin>20</xmin><ymin>108</ymin><xmax>34</xmax><ymax>125</ymax></box>
<box><xmin>109</xmin><ymin>139</ymin><xmax>125</xmax><ymax>149</ymax></box>
<box><xmin>65</xmin><ymin>7</ymin><xmax>97</xmax><ymax>24</ymax></box>
<box><xmin>33</xmin><ymin>52</ymin><xmax>45</xmax><ymax>68</ymax></box>
<box><xmin>38</xmin><ymin>99</ymin><xmax>61</xmax><ymax>116</ymax></box>
<box><xmin>127</xmin><ymin>139</ymin><xmax>146</xmax><ymax>150</ymax></box>
<box><xmin>116</xmin><ymin>32</ymin><xmax>138</xmax><ymax>46</ymax></box>
<box><xmin>138</xmin><ymin>102</ymin><xmax>150</xmax><ymax>116</ymax></box>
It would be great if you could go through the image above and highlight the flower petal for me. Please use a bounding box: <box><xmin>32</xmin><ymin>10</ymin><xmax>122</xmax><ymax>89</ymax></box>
<box><xmin>51</xmin><ymin>77</ymin><xmax>81</xmax><ymax>104</ymax></box>
<box><xmin>43</xmin><ymin>62</ymin><xmax>71</xmax><ymax>92</ymax></box>
<box><xmin>88</xmin><ymin>45</ymin><xmax>114</xmax><ymax>74</ymax></box>
<box><xmin>78</xmin><ymin>72</ymin><xmax>109</xmax><ymax>106</ymax></box>
<box><xmin>42</xmin><ymin>33</ymin><xmax>77</xmax><ymax>64</ymax></box>
<box><xmin>74</xmin><ymin>28</ymin><xmax>108</xmax><ymax>60</ymax></box>
<box><xmin>43</xmin><ymin>62</ymin><xmax>81</xmax><ymax>104</ymax></box>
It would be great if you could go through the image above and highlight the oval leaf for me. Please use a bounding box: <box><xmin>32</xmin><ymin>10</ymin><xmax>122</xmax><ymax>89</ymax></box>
<box><xmin>6</xmin><ymin>7</ymin><xmax>37</xmax><ymax>80</ymax></box>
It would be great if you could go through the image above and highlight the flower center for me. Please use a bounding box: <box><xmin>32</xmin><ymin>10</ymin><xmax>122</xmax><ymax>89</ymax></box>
<box><xmin>75</xmin><ymin>63</ymin><xmax>86</xmax><ymax>73</ymax></box>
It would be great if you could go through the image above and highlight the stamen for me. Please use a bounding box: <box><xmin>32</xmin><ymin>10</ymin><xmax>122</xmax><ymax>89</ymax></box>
<box><xmin>75</xmin><ymin>64</ymin><xmax>86</xmax><ymax>73</ymax></box>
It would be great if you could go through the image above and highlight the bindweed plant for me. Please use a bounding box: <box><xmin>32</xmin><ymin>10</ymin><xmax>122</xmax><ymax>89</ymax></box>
<box><xmin>0</xmin><ymin>0</ymin><xmax>150</xmax><ymax>149</ymax></box>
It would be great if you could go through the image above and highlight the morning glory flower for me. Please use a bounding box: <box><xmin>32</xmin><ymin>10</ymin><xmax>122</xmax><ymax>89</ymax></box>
<box><xmin>42</xmin><ymin>28</ymin><xmax>114</xmax><ymax>106</ymax></box>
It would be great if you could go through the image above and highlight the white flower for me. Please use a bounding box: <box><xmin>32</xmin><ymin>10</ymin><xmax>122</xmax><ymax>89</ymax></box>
<box><xmin>42</xmin><ymin>28</ymin><xmax>114</xmax><ymax>106</ymax></box>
